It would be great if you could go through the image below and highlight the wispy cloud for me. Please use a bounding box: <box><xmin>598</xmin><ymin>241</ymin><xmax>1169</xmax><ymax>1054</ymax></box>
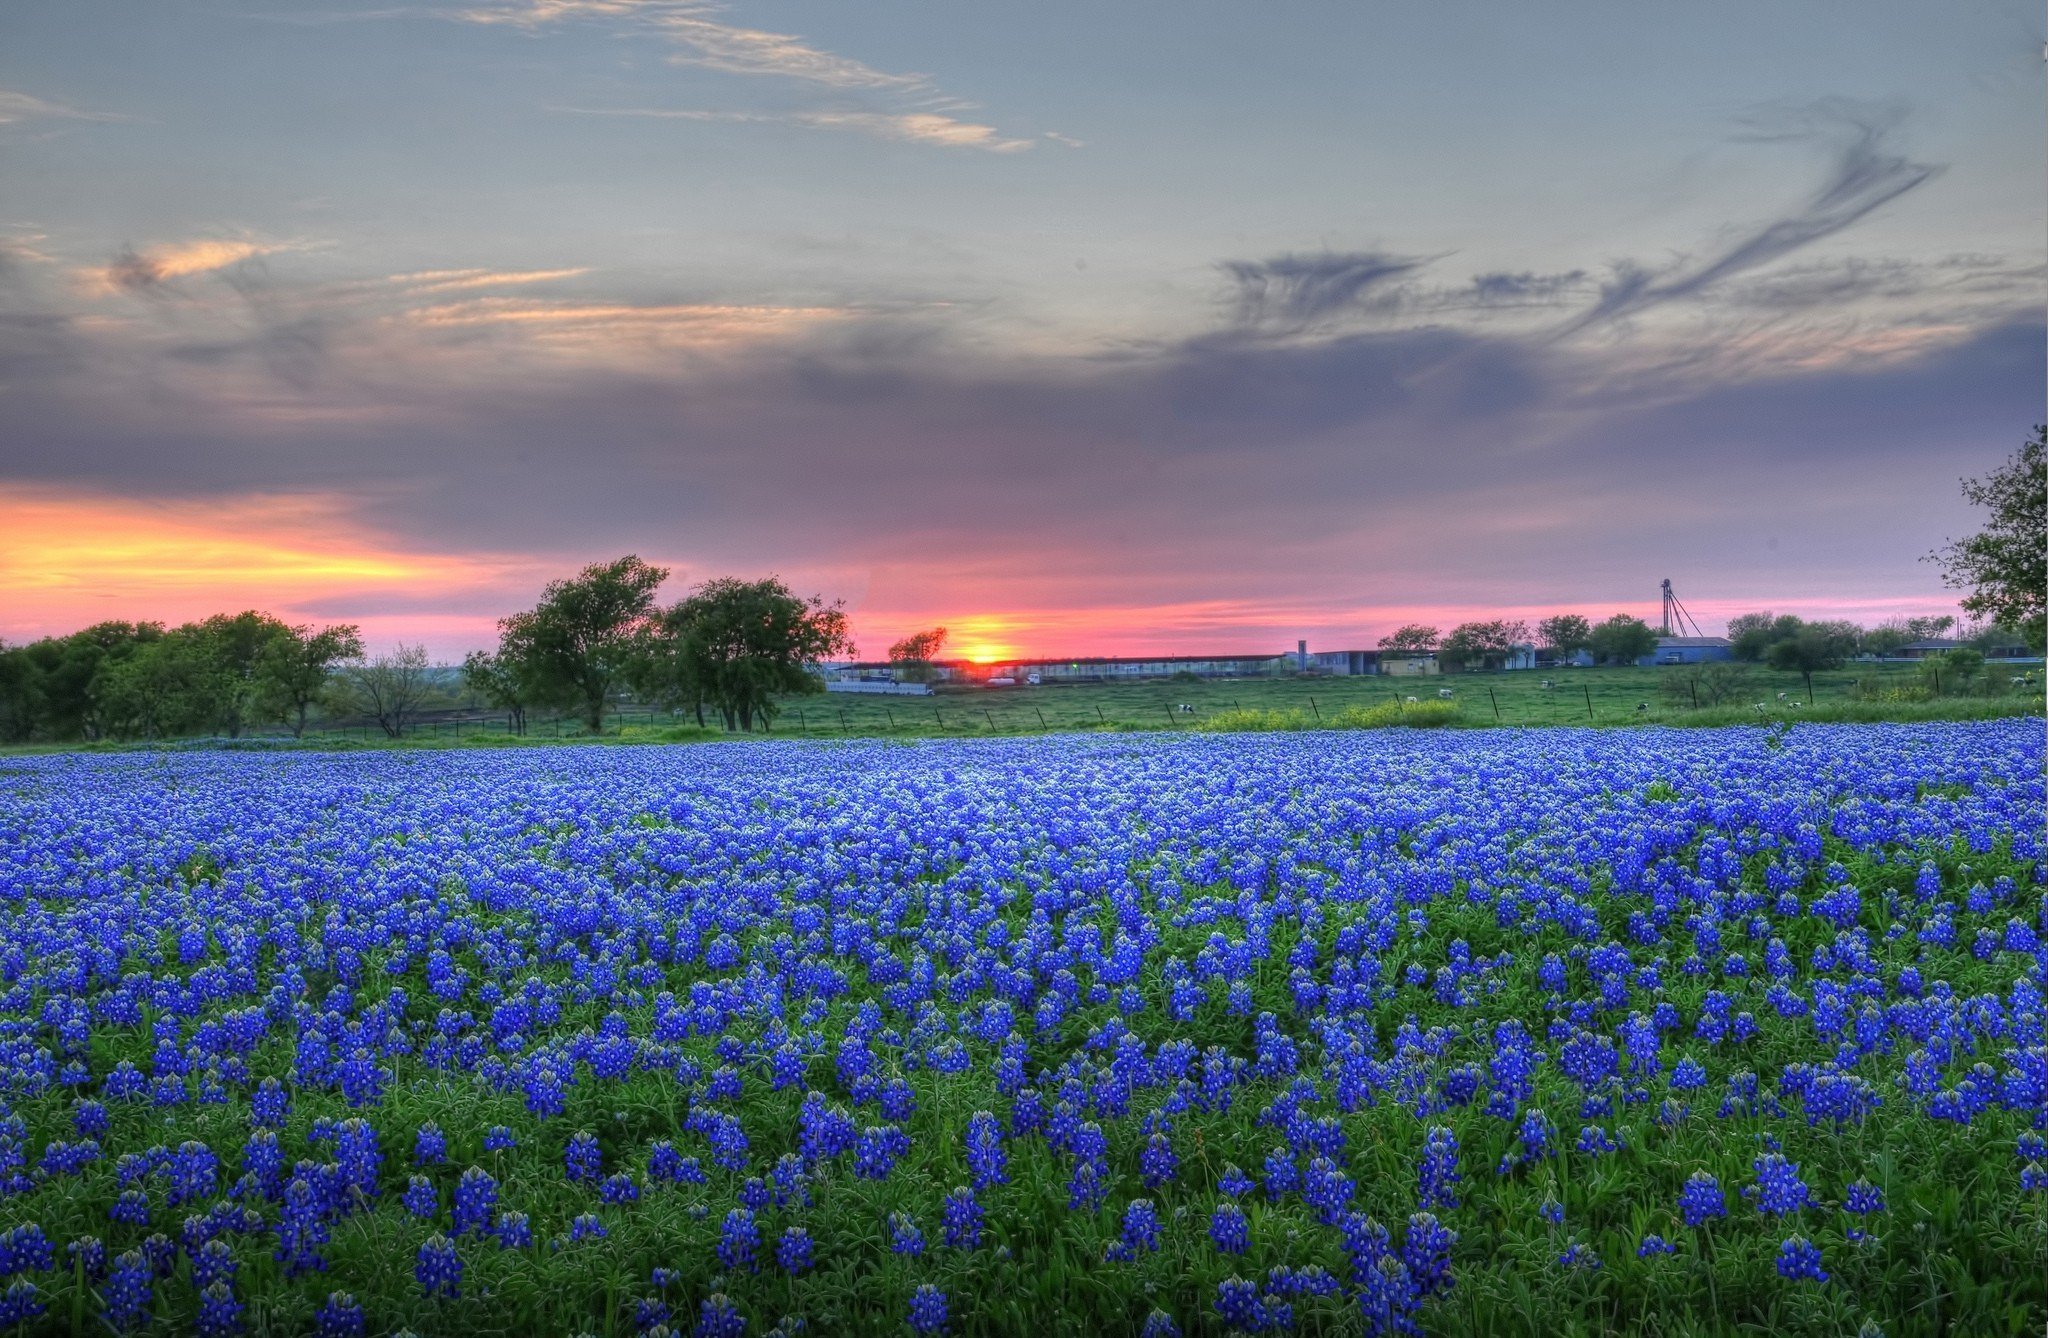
<box><xmin>553</xmin><ymin>105</ymin><xmax>1032</xmax><ymax>152</ymax></box>
<box><xmin>1566</xmin><ymin>99</ymin><xmax>1941</xmax><ymax>333</ymax></box>
<box><xmin>84</xmin><ymin>238</ymin><xmax>299</xmax><ymax>295</ymax></box>
<box><xmin>385</xmin><ymin>266</ymin><xmax>590</xmax><ymax>293</ymax></box>
<box><xmin>1222</xmin><ymin>252</ymin><xmax>1431</xmax><ymax>333</ymax></box>
<box><xmin>463</xmin><ymin>1</ymin><xmax>1038</xmax><ymax>152</ymax></box>
<box><xmin>0</xmin><ymin>89</ymin><xmax>121</xmax><ymax>125</ymax></box>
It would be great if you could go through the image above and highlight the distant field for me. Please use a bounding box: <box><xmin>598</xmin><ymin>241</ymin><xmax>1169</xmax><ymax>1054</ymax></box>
<box><xmin>745</xmin><ymin>662</ymin><xmax>2039</xmax><ymax>740</ymax></box>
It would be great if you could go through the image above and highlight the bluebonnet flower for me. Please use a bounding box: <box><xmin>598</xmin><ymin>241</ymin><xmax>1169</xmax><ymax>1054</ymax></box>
<box><xmin>1679</xmin><ymin>1171</ymin><xmax>1726</xmax><ymax>1227</ymax></box>
<box><xmin>414</xmin><ymin>1123</ymin><xmax>448</xmax><ymax>1166</ymax></box>
<box><xmin>1776</xmin><ymin>1235</ymin><xmax>1828</xmax><ymax>1282</ymax></box>
<box><xmin>196</xmin><ymin>1282</ymin><xmax>243</xmax><ymax>1337</ymax></box>
<box><xmin>101</xmin><ymin>1249</ymin><xmax>152</xmax><ymax>1331</ymax></box>
<box><xmin>565</xmin><ymin>1131</ymin><xmax>603</xmax><ymax>1183</ymax></box>
<box><xmin>415</xmin><ymin>1235</ymin><xmax>461</xmax><ymax>1298</ymax></box>
<box><xmin>718</xmin><ymin>1208</ymin><xmax>759</xmax><ymax>1271</ymax></box>
<box><xmin>1402</xmin><ymin>1212</ymin><xmax>1455</xmax><ymax>1296</ymax></box>
<box><xmin>453</xmin><ymin>1167</ymin><xmax>498</xmax><ymax>1236</ymax></box>
<box><xmin>942</xmin><ymin>1187</ymin><xmax>983</xmax><ymax>1250</ymax></box>
<box><xmin>1139</xmin><ymin>1310</ymin><xmax>1181</xmax><ymax>1338</ymax></box>
<box><xmin>1121</xmin><ymin>1198</ymin><xmax>1161</xmax><ymax>1254</ymax></box>
<box><xmin>1418</xmin><ymin>1127</ymin><xmax>1460</xmax><ymax>1210</ymax></box>
<box><xmin>1210</xmin><ymin>1203</ymin><xmax>1250</xmax><ymax>1255</ymax></box>
<box><xmin>1638</xmin><ymin>1234</ymin><xmax>1677</xmax><ymax>1257</ymax></box>
<box><xmin>483</xmin><ymin>1126</ymin><xmax>516</xmax><ymax>1152</ymax></box>
<box><xmin>695</xmin><ymin>1293</ymin><xmax>744</xmax><ymax>1338</ymax></box>
<box><xmin>0</xmin><ymin>1281</ymin><xmax>45</xmax><ymax>1329</ymax></box>
<box><xmin>192</xmin><ymin>1238</ymin><xmax>237</xmax><ymax>1288</ymax></box>
<box><xmin>777</xmin><ymin>1226</ymin><xmax>814</xmax><ymax>1274</ymax></box>
<box><xmin>1749</xmin><ymin>1154</ymin><xmax>1813</xmax><ymax>1216</ymax></box>
<box><xmin>908</xmin><ymin>1284</ymin><xmax>949</xmax><ymax>1334</ymax></box>
<box><xmin>1219</xmin><ymin>1164</ymin><xmax>1256</xmax><ymax>1199</ymax></box>
<box><xmin>313</xmin><ymin>1291</ymin><xmax>366</xmax><ymax>1338</ymax></box>
<box><xmin>403</xmin><ymin>1175</ymin><xmax>437</xmax><ymax>1219</ymax></box>
<box><xmin>494</xmin><ymin>1211</ymin><xmax>532</xmax><ymax>1250</ymax></box>
<box><xmin>889</xmin><ymin>1211</ymin><xmax>926</xmax><ymax>1256</ymax></box>
<box><xmin>568</xmin><ymin>1213</ymin><xmax>607</xmax><ymax>1242</ymax></box>
<box><xmin>1559</xmin><ymin>1240</ymin><xmax>1601</xmax><ymax>1269</ymax></box>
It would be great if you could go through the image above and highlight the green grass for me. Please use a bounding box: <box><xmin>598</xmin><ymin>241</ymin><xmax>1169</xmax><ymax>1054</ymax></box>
<box><xmin>5</xmin><ymin>664</ymin><xmax>2039</xmax><ymax>756</ymax></box>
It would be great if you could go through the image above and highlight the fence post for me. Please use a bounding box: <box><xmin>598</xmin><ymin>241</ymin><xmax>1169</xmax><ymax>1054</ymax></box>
<box><xmin>1034</xmin><ymin>707</ymin><xmax>1046</xmax><ymax>730</ymax></box>
<box><xmin>934</xmin><ymin>708</ymin><xmax>945</xmax><ymax>731</ymax></box>
<box><xmin>1309</xmin><ymin>696</ymin><xmax>1320</xmax><ymax>721</ymax></box>
<box><xmin>797</xmin><ymin>708</ymin><xmax>807</xmax><ymax>734</ymax></box>
<box><xmin>984</xmin><ymin>708</ymin><xmax>996</xmax><ymax>731</ymax></box>
<box><xmin>1583</xmin><ymin>685</ymin><xmax>1594</xmax><ymax>721</ymax></box>
<box><xmin>885</xmin><ymin>706</ymin><xmax>896</xmax><ymax>730</ymax></box>
<box><xmin>1488</xmin><ymin>688</ymin><xmax>1500</xmax><ymax>722</ymax></box>
<box><xmin>839</xmin><ymin>709</ymin><xmax>849</xmax><ymax>735</ymax></box>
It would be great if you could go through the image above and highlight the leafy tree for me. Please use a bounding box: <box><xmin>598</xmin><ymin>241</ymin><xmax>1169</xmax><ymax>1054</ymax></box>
<box><xmin>257</xmin><ymin>623</ymin><xmax>363</xmax><ymax>737</ymax></box>
<box><xmin>670</xmin><ymin>576</ymin><xmax>853</xmax><ymax>732</ymax></box>
<box><xmin>1587</xmin><ymin>614</ymin><xmax>1658</xmax><ymax>666</ymax></box>
<box><xmin>499</xmin><ymin>555</ymin><xmax>668</xmax><ymax>733</ymax></box>
<box><xmin>95</xmin><ymin>630</ymin><xmax>227</xmax><ymax>740</ymax></box>
<box><xmin>1377</xmin><ymin>625</ymin><xmax>1439</xmax><ymax>654</ymax></box>
<box><xmin>1904</xmin><ymin>615</ymin><xmax>1956</xmax><ymax>640</ymax></box>
<box><xmin>335</xmin><ymin>644</ymin><xmax>432</xmax><ymax>738</ymax></box>
<box><xmin>1727</xmin><ymin>612</ymin><xmax>1804</xmax><ymax>662</ymax></box>
<box><xmin>1765</xmin><ymin>626</ymin><xmax>1854</xmax><ymax>701</ymax></box>
<box><xmin>888</xmin><ymin>627</ymin><xmax>949</xmax><ymax>684</ymax></box>
<box><xmin>34</xmin><ymin>622</ymin><xmax>163</xmax><ymax>740</ymax></box>
<box><xmin>192</xmin><ymin>611</ymin><xmax>295</xmax><ymax>737</ymax></box>
<box><xmin>1929</xmin><ymin>426</ymin><xmax>2046</xmax><ymax>651</ymax></box>
<box><xmin>1537</xmin><ymin>614</ymin><xmax>1592</xmax><ymax>658</ymax></box>
<box><xmin>1859</xmin><ymin>621</ymin><xmax>1915</xmax><ymax>659</ymax></box>
<box><xmin>461</xmin><ymin>650</ymin><xmax>535</xmax><ymax>735</ymax></box>
<box><xmin>0</xmin><ymin>642</ymin><xmax>41</xmax><ymax>743</ymax></box>
<box><xmin>1438</xmin><ymin>619</ymin><xmax>1530</xmax><ymax>672</ymax></box>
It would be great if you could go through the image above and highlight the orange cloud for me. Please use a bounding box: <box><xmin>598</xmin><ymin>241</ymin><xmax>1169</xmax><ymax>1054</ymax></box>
<box><xmin>80</xmin><ymin>238</ymin><xmax>297</xmax><ymax>295</ymax></box>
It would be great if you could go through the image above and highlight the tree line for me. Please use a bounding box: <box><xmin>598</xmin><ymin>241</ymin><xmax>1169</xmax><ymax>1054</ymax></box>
<box><xmin>0</xmin><ymin>558</ymin><xmax>850</xmax><ymax>744</ymax></box>
<box><xmin>0</xmin><ymin>614</ymin><xmax>364</xmax><ymax>744</ymax></box>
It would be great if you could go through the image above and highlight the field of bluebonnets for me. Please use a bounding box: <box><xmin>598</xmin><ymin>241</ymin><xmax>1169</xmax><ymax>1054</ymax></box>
<box><xmin>0</xmin><ymin>719</ymin><xmax>2042</xmax><ymax>1337</ymax></box>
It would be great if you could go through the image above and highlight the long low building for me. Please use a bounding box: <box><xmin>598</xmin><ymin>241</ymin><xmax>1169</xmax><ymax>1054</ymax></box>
<box><xmin>824</xmin><ymin>650</ymin><xmax>1386</xmax><ymax>684</ymax></box>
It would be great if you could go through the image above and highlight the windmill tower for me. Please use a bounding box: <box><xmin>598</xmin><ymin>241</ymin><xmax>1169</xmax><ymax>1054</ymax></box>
<box><xmin>1659</xmin><ymin>579</ymin><xmax>1703</xmax><ymax>637</ymax></box>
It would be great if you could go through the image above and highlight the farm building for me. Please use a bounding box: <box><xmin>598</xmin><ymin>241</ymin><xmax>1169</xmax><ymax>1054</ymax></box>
<box><xmin>1304</xmin><ymin>649</ymin><xmax>1381</xmax><ymax>675</ymax></box>
<box><xmin>1890</xmin><ymin>637</ymin><xmax>2036</xmax><ymax>662</ymax></box>
<box><xmin>1637</xmin><ymin>636</ymin><xmax>1733</xmax><ymax>666</ymax></box>
<box><xmin>998</xmin><ymin>653</ymin><xmax>1292</xmax><ymax>683</ymax></box>
<box><xmin>1379</xmin><ymin>653</ymin><xmax>1440</xmax><ymax>677</ymax></box>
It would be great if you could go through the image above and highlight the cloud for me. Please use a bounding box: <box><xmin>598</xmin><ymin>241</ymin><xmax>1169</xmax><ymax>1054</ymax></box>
<box><xmin>1567</xmin><ymin>99</ymin><xmax>1941</xmax><ymax>332</ymax></box>
<box><xmin>1222</xmin><ymin>252</ymin><xmax>1431</xmax><ymax>333</ymax></box>
<box><xmin>0</xmin><ymin>89</ymin><xmax>119</xmax><ymax>125</ymax></box>
<box><xmin>464</xmin><ymin>1</ymin><xmax>1038</xmax><ymax>152</ymax></box>
<box><xmin>385</xmin><ymin>266</ymin><xmax>591</xmax><ymax>293</ymax></box>
<box><xmin>86</xmin><ymin>238</ymin><xmax>296</xmax><ymax>295</ymax></box>
<box><xmin>553</xmin><ymin>105</ymin><xmax>1033</xmax><ymax>151</ymax></box>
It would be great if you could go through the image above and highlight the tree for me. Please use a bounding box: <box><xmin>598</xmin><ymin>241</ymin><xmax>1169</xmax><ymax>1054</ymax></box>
<box><xmin>499</xmin><ymin>555</ymin><xmax>668</xmax><ymax>733</ymax></box>
<box><xmin>1727</xmin><ymin>612</ymin><xmax>1804</xmax><ymax>662</ymax></box>
<box><xmin>1587</xmin><ymin>614</ymin><xmax>1658</xmax><ymax>666</ymax></box>
<box><xmin>190</xmin><ymin>611</ymin><xmax>295</xmax><ymax>737</ymax></box>
<box><xmin>461</xmin><ymin>650</ymin><xmax>534</xmax><ymax>735</ymax></box>
<box><xmin>1859</xmin><ymin>621</ymin><xmax>1915</xmax><ymax>659</ymax></box>
<box><xmin>1377</xmin><ymin>625</ymin><xmax>1439</xmax><ymax>654</ymax></box>
<box><xmin>1929</xmin><ymin>426</ymin><xmax>2046</xmax><ymax>652</ymax></box>
<box><xmin>1438</xmin><ymin>619</ymin><xmax>1530</xmax><ymax>672</ymax></box>
<box><xmin>1904</xmin><ymin>615</ymin><xmax>1956</xmax><ymax>641</ymax></box>
<box><xmin>888</xmin><ymin>627</ymin><xmax>949</xmax><ymax>684</ymax></box>
<box><xmin>335</xmin><ymin>644</ymin><xmax>432</xmax><ymax>738</ymax></box>
<box><xmin>1538</xmin><ymin>614</ymin><xmax>1592</xmax><ymax>659</ymax></box>
<box><xmin>0</xmin><ymin>642</ymin><xmax>42</xmax><ymax>743</ymax></box>
<box><xmin>1765</xmin><ymin>627</ymin><xmax>1851</xmax><ymax>702</ymax></box>
<box><xmin>94</xmin><ymin>629</ymin><xmax>228</xmax><ymax>740</ymax></box>
<box><xmin>670</xmin><ymin>576</ymin><xmax>853</xmax><ymax>732</ymax></box>
<box><xmin>257</xmin><ymin>623</ymin><xmax>363</xmax><ymax>737</ymax></box>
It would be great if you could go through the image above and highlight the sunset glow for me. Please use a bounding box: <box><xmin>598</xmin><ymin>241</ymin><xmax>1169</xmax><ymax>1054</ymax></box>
<box><xmin>0</xmin><ymin>3</ymin><xmax>2036</xmax><ymax>660</ymax></box>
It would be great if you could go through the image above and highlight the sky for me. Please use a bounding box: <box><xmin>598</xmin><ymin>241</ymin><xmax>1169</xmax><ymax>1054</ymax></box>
<box><xmin>1</xmin><ymin>1</ymin><xmax>2042</xmax><ymax>661</ymax></box>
